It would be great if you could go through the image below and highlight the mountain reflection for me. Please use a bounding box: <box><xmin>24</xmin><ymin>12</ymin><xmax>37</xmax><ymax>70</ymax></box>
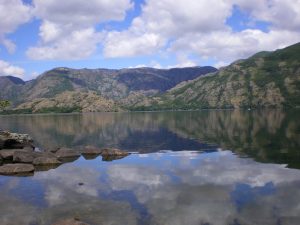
<box><xmin>0</xmin><ymin>110</ymin><xmax>299</xmax><ymax>168</ymax></box>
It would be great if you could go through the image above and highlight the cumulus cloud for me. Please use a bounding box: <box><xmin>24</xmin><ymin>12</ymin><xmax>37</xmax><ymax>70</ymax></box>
<box><xmin>26</xmin><ymin>0</ymin><xmax>133</xmax><ymax>60</ymax></box>
<box><xmin>171</xmin><ymin>29</ymin><xmax>300</xmax><ymax>64</ymax></box>
<box><xmin>27</xmin><ymin>28</ymin><xmax>103</xmax><ymax>60</ymax></box>
<box><xmin>0</xmin><ymin>0</ymin><xmax>32</xmax><ymax>53</ymax></box>
<box><xmin>103</xmin><ymin>0</ymin><xmax>300</xmax><ymax>66</ymax></box>
<box><xmin>0</xmin><ymin>60</ymin><xmax>25</xmax><ymax>78</ymax></box>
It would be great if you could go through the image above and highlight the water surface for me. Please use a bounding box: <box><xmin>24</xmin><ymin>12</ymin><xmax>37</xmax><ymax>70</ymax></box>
<box><xmin>0</xmin><ymin>110</ymin><xmax>299</xmax><ymax>225</ymax></box>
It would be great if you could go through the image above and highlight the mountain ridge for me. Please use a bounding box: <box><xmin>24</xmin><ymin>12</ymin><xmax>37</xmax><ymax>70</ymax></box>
<box><xmin>131</xmin><ymin>42</ymin><xmax>300</xmax><ymax>110</ymax></box>
<box><xmin>0</xmin><ymin>66</ymin><xmax>217</xmax><ymax>112</ymax></box>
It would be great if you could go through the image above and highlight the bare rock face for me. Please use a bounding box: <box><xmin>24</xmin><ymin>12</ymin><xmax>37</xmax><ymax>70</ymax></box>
<box><xmin>33</xmin><ymin>157</ymin><xmax>62</xmax><ymax>166</ymax></box>
<box><xmin>0</xmin><ymin>164</ymin><xmax>34</xmax><ymax>175</ymax></box>
<box><xmin>52</xmin><ymin>218</ymin><xmax>90</xmax><ymax>225</ymax></box>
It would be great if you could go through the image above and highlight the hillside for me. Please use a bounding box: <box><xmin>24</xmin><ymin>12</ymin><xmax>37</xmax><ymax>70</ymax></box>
<box><xmin>132</xmin><ymin>42</ymin><xmax>300</xmax><ymax>110</ymax></box>
<box><xmin>0</xmin><ymin>66</ymin><xmax>217</xmax><ymax>107</ymax></box>
<box><xmin>14</xmin><ymin>91</ymin><xmax>121</xmax><ymax>113</ymax></box>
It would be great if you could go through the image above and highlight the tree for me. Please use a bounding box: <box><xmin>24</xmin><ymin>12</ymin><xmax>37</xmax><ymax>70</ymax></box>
<box><xmin>0</xmin><ymin>100</ymin><xmax>10</xmax><ymax>110</ymax></box>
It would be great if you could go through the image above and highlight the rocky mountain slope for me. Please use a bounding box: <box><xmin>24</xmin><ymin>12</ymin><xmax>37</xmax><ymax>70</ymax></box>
<box><xmin>132</xmin><ymin>42</ymin><xmax>300</xmax><ymax>110</ymax></box>
<box><xmin>15</xmin><ymin>91</ymin><xmax>121</xmax><ymax>113</ymax></box>
<box><xmin>0</xmin><ymin>66</ymin><xmax>217</xmax><ymax>108</ymax></box>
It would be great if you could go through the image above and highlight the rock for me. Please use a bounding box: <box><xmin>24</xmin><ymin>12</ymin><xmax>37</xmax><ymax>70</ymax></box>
<box><xmin>55</xmin><ymin>147</ymin><xmax>81</xmax><ymax>159</ymax></box>
<box><xmin>34</xmin><ymin>164</ymin><xmax>61</xmax><ymax>172</ymax></box>
<box><xmin>102</xmin><ymin>155</ymin><xmax>128</xmax><ymax>162</ymax></box>
<box><xmin>45</xmin><ymin>147</ymin><xmax>60</xmax><ymax>153</ymax></box>
<box><xmin>52</xmin><ymin>218</ymin><xmax>90</xmax><ymax>225</ymax></box>
<box><xmin>81</xmin><ymin>146</ymin><xmax>102</xmax><ymax>155</ymax></box>
<box><xmin>0</xmin><ymin>131</ymin><xmax>33</xmax><ymax>149</ymax></box>
<box><xmin>101</xmin><ymin>148</ymin><xmax>130</xmax><ymax>157</ymax></box>
<box><xmin>13</xmin><ymin>151</ymin><xmax>35</xmax><ymax>163</ymax></box>
<box><xmin>0</xmin><ymin>149</ymin><xmax>29</xmax><ymax>160</ymax></box>
<box><xmin>23</xmin><ymin>146</ymin><xmax>35</xmax><ymax>152</ymax></box>
<box><xmin>33</xmin><ymin>157</ymin><xmax>62</xmax><ymax>166</ymax></box>
<box><xmin>82</xmin><ymin>154</ymin><xmax>99</xmax><ymax>160</ymax></box>
<box><xmin>0</xmin><ymin>163</ymin><xmax>34</xmax><ymax>175</ymax></box>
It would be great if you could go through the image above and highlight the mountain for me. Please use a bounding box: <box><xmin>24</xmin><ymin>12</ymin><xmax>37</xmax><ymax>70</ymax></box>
<box><xmin>0</xmin><ymin>76</ymin><xmax>26</xmax><ymax>104</ymax></box>
<box><xmin>0</xmin><ymin>66</ymin><xmax>217</xmax><ymax>108</ymax></box>
<box><xmin>132</xmin><ymin>42</ymin><xmax>300</xmax><ymax>110</ymax></box>
<box><xmin>15</xmin><ymin>91</ymin><xmax>121</xmax><ymax>113</ymax></box>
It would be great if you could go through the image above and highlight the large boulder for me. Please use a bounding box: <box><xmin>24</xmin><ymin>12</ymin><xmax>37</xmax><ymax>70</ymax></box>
<box><xmin>0</xmin><ymin>149</ymin><xmax>30</xmax><ymax>160</ymax></box>
<box><xmin>0</xmin><ymin>163</ymin><xmax>34</xmax><ymax>175</ymax></box>
<box><xmin>55</xmin><ymin>147</ymin><xmax>81</xmax><ymax>163</ymax></box>
<box><xmin>0</xmin><ymin>131</ymin><xmax>34</xmax><ymax>149</ymax></box>
<box><xmin>13</xmin><ymin>151</ymin><xmax>35</xmax><ymax>163</ymax></box>
<box><xmin>33</xmin><ymin>157</ymin><xmax>62</xmax><ymax>166</ymax></box>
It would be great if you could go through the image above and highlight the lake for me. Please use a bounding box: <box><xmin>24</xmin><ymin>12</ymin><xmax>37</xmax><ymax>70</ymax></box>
<box><xmin>0</xmin><ymin>110</ymin><xmax>300</xmax><ymax>225</ymax></box>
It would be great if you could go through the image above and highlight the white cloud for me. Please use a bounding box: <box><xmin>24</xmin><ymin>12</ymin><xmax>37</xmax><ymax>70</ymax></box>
<box><xmin>235</xmin><ymin>0</ymin><xmax>300</xmax><ymax>31</ymax></box>
<box><xmin>0</xmin><ymin>0</ymin><xmax>32</xmax><ymax>53</ymax></box>
<box><xmin>33</xmin><ymin>0</ymin><xmax>133</xmax><ymax>27</ymax></box>
<box><xmin>103</xmin><ymin>0</ymin><xmax>300</xmax><ymax>66</ymax></box>
<box><xmin>0</xmin><ymin>60</ymin><xmax>25</xmax><ymax>78</ymax></box>
<box><xmin>171</xmin><ymin>29</ymin><xmax>300</xmax><ymax>64</ymax></box>
<box><xmin>104</xmin><ymin>31</ymin><xmax>165</xmax><ymax>58</ymax></box>
<box><xmin>27</xmin><ymin>0</ymin><xmax>133</xmax><ymax>60</ymax></box>
<box><xmin>103</xmin><ymin>0</ymin><xmax>232</xmax><ymax>58</ymax></box>
<box><xmin>27</xmin><ymin>28</ymin><xmax>103</xmax><ymax>60</ymax></box>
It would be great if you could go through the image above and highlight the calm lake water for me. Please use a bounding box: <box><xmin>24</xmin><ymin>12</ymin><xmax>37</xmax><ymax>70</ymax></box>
<box><xmin>0</xmin><ymin>110</ymin><xmax>300</xmax><ymax>225</ymax></box>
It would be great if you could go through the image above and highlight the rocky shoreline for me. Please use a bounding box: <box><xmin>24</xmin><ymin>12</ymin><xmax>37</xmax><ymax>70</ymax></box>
<box><xmin>0</xmin><ymin>131</ymin><xmax>130</xmax><ymax>176</ymax></box>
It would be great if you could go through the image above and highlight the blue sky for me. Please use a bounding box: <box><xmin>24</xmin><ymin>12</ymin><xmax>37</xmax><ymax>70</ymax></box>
<box><xmin>0</xmin><ymin>0</ymin><xmax>299</xmax><ymax>80</ymax></box>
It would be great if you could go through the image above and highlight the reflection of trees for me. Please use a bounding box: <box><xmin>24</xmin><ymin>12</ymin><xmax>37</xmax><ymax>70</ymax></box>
<box><xmin>163</xmin><ymin>110</ymin><xmax>300</xmax><ymax>168</ymax></box>
<box><xmin>0</xmin><ymin>113</ymin><xmax>181</xmax><ymax>150</ymax></box>
<box><xmin>0</xmin><ymin>110</ymin><xmax>299</xmax><ymax>167</ymax></box>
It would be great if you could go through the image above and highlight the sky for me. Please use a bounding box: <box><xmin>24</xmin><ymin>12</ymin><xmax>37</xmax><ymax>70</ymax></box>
<box><xmin>0</xmin><ymin>0</ymin><xmax>299</xmax><ymax>80</ymax></box>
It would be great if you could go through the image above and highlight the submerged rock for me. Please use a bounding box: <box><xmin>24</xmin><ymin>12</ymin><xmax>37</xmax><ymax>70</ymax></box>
<box><xmin>0</xmin><ymin>163</ymin><xmax>34</xmax><ymax>175</ymax></box>
<box><xmin>52</xmin><ymin>218</ymin><xmax>90</xmax><ymax>225</ymax></box>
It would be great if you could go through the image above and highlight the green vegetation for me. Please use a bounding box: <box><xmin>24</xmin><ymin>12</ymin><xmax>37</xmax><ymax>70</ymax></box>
<box><xmin>35</xmin><ymin>106</ymin><xmax>81</xmax><ymax>113</ymax></box>
<box><xmin>0</xmin><ymin>100</ymin><xmax>10</xmax><ymax>110</ymax></box>
<box><xmin>132</xmin><ymin>42</ymin><xmax>300</xmax><ymax>110</ymax></box>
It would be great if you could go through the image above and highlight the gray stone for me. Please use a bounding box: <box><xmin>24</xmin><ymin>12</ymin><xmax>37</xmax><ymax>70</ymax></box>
<box><xmin>13</xmin><ymin>151</ymin><xmax>34</xmax><ymax>163</ymax></box>
<box><xmin>0</xmin><ymin>131</ymin><xmax>34</xmax><ymax>149</ymax></box>
<box><xmin>0</xmin><ymin>149</ymin><xmax>28</xmax><ymax>160</ymax></box>
<box><xmin>81</xmin><ymin>146</ymin><xmax>102</xmax><ymax>155</ymax></box>
<box><xmin>0</xmin><ymin>163</ymin><xmax>34</xmax><ymax>175</ymax></box>
<box><xmin>101</xmin><ymin>148</ymin><xmax>130</xmax><ymax>157</ymax></box>
<box><xmin>55</xmin><ymin>147</ymin><xmax>81</xmax><ymax>159</ymax></box>
<box><xmin>33</xmin><ymin>157</ymin><xmax>62</xmax><ymax>166</ymax></box>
